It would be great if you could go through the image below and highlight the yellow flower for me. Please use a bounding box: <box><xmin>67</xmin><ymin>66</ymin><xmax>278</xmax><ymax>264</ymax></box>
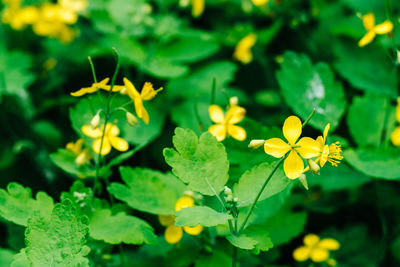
<box><xmin>158</xmin><ymin>195</ymin><xmax>203</xmax><ymax>244</ymax></box>
<box><xmin>391</xmin><ymin>97</ymin><xmax>400</xmax><ymax>146</ymax></box>
<box><xmin>263</xmin><ymin>116</ymin><xmax>320</xmax><ymax>179</ymax></box>
<box><xmin>191</xmin><ymin>0</ymin><xmax>204</xmax><ymax>17</ymax></box>
<box><xmin>314</xmin><ymin>123</ymin><xmax>343</xmax><ymax>167</ymax></box>
<box><xmin>59</xmin><ymin>0</ymin><xmax>88</xmax><ymax>12</ymax></box>
<box><xmin>293</xmin><ymin>234</ymin><xmax>340</xmax><ymax>263</ymax></box>
<box><xmin>208</xmin><ymin>103</ymin><xmax>246</xmax><ymax>142</ymax></box>
<box><xmin>66</xmin><ymin>138</ymin><xmax>92</xmax><ymax>165</ymax></box>
<box><xmin>82</xmin><ymin>123</ymin><xmax>129</xmax><ymax>155</ymax></box>
<box><xmin>70</xmin><ymin>78</ymin><xmax>124</xmax><ymax>97</ymax></box>
<box><xmin>252</xmin><ymin>0</ymin><xmax>269</xmax><ymax>7</ymax></box>
<box><xmin>358</xmin><ymin>13</ymin><xmax>393</xmax><ymax>47</ymax></box>
<box><xmin>233</xmin><ymin>33</ymin><xmax>257</xmax><ymax>64</ymax></box>
<box><xmin>123</xmin><ymin>78</ymin><xmax>163</xmax><ymax>125</ymax></box>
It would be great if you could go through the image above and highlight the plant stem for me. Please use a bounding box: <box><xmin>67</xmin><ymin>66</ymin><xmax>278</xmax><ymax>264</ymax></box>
<box><xmin>232</xmin><ymin>246</ymin><xmax>237</xmax><ymax>267</ymax></box>
<box><xmin>302</xmin><ymin>108</ymin><xmax>316</xmax><ymax>128</ymax></box>
<box><xmin>238</xmin><ymin>156</ymin><xmax>286</xmax><ymax>233</ymax></box>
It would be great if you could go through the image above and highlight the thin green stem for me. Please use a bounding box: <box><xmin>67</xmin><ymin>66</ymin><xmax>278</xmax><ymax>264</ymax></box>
<box><xmin>302</xmin><ymin>108</ymin><xmax>315</xmax><ymax>128</ymax></box>
<box><xmin>211</xmin><ymin>77</ymin><xmax>216</xmax><ymax>105</ymax></box>
<box><xmin>88</xmin><ymin>57</ymin><xmax>98</xmax><ymax>83</ymax></box>
<box><xmin>194</xmin><ymin>98</ymin><xmax>204</xmax><ymax>131</ymax></box>
<box><xmin>232</xmin><ymin>246</ymin><xmax>238</xmax><ymax>267</ymax></box>
<box><xmin>238</xmin><ymin>156</ymin><xmax>286</xmax><ymax>233</ymax></box>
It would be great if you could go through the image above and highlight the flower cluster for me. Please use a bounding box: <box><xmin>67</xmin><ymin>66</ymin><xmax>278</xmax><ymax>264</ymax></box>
<box><xmin>2</xmin><ymin>0</ymin><xmax>87</xmax><ymax>43</ymax></box>
<box><xmin>208</xmin><ymin>97</ymin><xmax>247</xmax><ymax>142</ymax></box>
<box><xmin>293</xmin><ymin>234</ymin><xmax>340</xmax><ymax>266</ymax></box>
<box><xmin>391</xmin><ymin>97</ymin><xmax>400</xmax><ymax>146</ymax></box>
<box><xmin>158</xmin><ymin>195</ymin><xmax>203</xmax><ymax>244</ymax></box>
<box><xmin>250</xmin><ymin>116</ymin><xmax>343</xmax><ymax>179</ymax></box>
<box><xmin>358</xmin><ymin>13</ymin><xmax>393</xmax><ymax>47</ymax></box>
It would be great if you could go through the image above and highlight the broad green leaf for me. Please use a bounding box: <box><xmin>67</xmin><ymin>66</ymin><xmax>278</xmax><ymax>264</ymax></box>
<box><xmin>347</xmin><ymin>94</ymin><xmax>388</xmax><ymax>147</ymax></box>
<box><xmin>194</xmin><ymin>251</ymin><xmax>231</xmax><ymax>267</ymax></box>
<box><xmin>89</xmin><ymin>209</ymin><xmax>157</xmax><ymax>245</ymax></box>
<box><xmin>234</xmin><ymin>162</ymin><xmax>290</xmax><ymax>207</ymax></box>
<box><xmin>0</xmin><ymin>248</ymin><xmax>15</xmax><ymax>266</ymax></box>
<box><xmin>50</xmin><ymin>149</ymin><xmax>96</xmax><ymax>178</ymax></box>
<box><xmin>276</xmin><ymin>51</ymin><xmax>346</xmax><ymax>131</ymax></box>
<box><xmin>163</xmin><ymin>128</ymin><xmax>229</xmax><ymax>195</ymax></box>
<box><xmin>308</xmin><ymin>163</ymin><xmax>371</xmax><ymax>191</ymax></box>
<box><xmin>0</xmin><ymin>183</ymin><xmax>54</xmax><ymax>226</ymax></box>
<box><xmin>10</xmin><ymin>251</ymin><xmax>29</xmax><ymax>267</ymax></box>
<box><xmin>108</xmin><ymin>167</ymin><xmax>186</xmax><ymax>214</ymax></box>
<box><xmin>24</xmin><ymin>199</ymin><xmax>90</xmax><ymax>267</ymax></box>
<box><xmin>344</xmin><ymin>148</ymin><xmax>400</xmax><ymax>180</ymax></box>
<box><xmin>174</xmin><ymin>206</ymin><xmax>232</xmax><ymax>227</ymax></box>
<box><xmin>334</xmin><ymin>44</ymin><xmax>396</xmax><ymax>97</ymax></box>
<box><xmin>262</xmin><ymin>209</ymin><xmax>307</xmax><ymax>246</ymax></box>
<box><xmin>242</xmin><ymin>225</ymin><xmax>273</xmax><ymax>253</ymax></box>
<box><xmin>226</xmin><ymin>235</ymin><xmax>257</xmax><ymax>250</ymax></box>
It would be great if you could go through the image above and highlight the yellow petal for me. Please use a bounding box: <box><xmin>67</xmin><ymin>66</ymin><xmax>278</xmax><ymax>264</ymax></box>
<box><xmin>293</xmin><ymin>246</ymin><xmax>311</xmax><ymax>262</ymax></box>
<box><xmin>227</xmin><ymin>125</ymin><xmax>246</xmax><ymax>141</ymax></box>
<box><xmin>323</xmin><ymin>123</ymin><xmax>330</xmax><ymax>142</ymax></box>
<box><xmin>284</xmin><ymin>150</ymin><xmax>304</xmax><ymax>179</ymax></box>
<box><xmin>140</xmin><ymin>82</ymin><xmax>162</xmax><ymax>100</ymax></box>
<box><xmin>318</xmin><ymin>238</ymin><xmax>340</xmax><ymax>250</ymax></box>
<box><xmin>374</xmin><ymin>21</ymin><xmax>393</xmax><ymax>34</ymax></box>
<box><xmin>304</xmin><ymin>234</ymin><xmax>320</xmax><ymax>246</ymax></box>
<box><xmin>70</xmin><ymin>87</ymin><xmax>92</xmax><ymax>97</ymax></box>
<box><xmin>191</xmin><ymin>0</ymin><xmax>204</xmax><ymax>18</ymax></box>
<box><xmin>183</xmin><ymin>225</ymin><xmax>203</xmax><ymax>235</ymax></box>
<box><xmin>296</xmin><ymin>137</ymin><xmax>321</xmax><ymax>159</ymax></box>
<box><xmin>226</xmin><ymin>105</ymin><xmax>246</xmax><ymax>124</ymax></box>
<box><xmin>320</xmin><ymin>145</ymin><xmax>330</xmax><ymax>167</ymax></box>
<box><xmin>252</xmin><ymin>0</ymin><xmax>269</xmax><ymax>7</ymax></box>
<box><xmin>134</xmin><ymin>98</ymin><xmax>144</xmax><ymax>119</ymax></box>
<box><xmin>310</xmin><ymin>248</ymin><xmax>329</xmax><ymax>262</ymax></box>
<box><xmin>105</xmin><ymin>123</ymin><xmax>120</xmax><ymax>137</ymax></box>
<box><xmin>264</xmin><ymin>138</ymin><xmax>291</xmax><ymax>158</ymax></box>
<box><xmin>362</xmin><ymin>13</ymin><xmax>375</xmax><ymax>31</ymax></box>
<box><xmin>164</xmin><ymin>225</ymin><xmax>183</xmax><ymax>244</ymax></box>
<box><xmin>110</xmin><ymin>137</ymin><xmax>129</xmax><ymax>152</ymax></box>
<box><xmin>208</xmin><ymin>124</ymin><xmax>226</xmax><ymax>141</ymax></box>
<box><xmin>158</xmin><ymin>215</ymin><xmax>175</xmax><ymax>226</ymax></box>
<box><xmin>92</xmin><ymin>138</ymin><xmax>111</xmax><ymax>155</ymax></box>
<box><xmin>283</xmin><ymin>116</ymin><xmax>302</xmax><ymax>145</ymax></box>
<box><xmin>209</xmin><ymin>105</ymin><xmax>225</xmax><ymax>124</ymax></box>
<box><xmin>358</xmin><ymin>31</ymin><xmax>376</xmax><ymax>47</ymax></box>
<box><xmin>96</xmin><ymin>78</ymin><xmax>111</xmax><ymax>90</ymax></box>
<box><xmin>316</xmin><ymin>136</ymin><xmax>325</xmax><ymax>148</ymax></box>
<box><xmin>233</xmin><ymin>33</ymin><xmax>257</xmax><ymax>64</ymax></box>
<box><xmin>175</xmin><ymin>196</ymin><xmax>194</xmax><ymax>212</ymax></box>
<box><xmin>123</xmin><ymin>77</ymin><xmax>140</xmax><ymax>101</ymax></box>
<box><xmin>140</xmin><ymin>105</ymin><xmax>150</xmax><ymax>124</ymax></box>
<box><xmin>396</xmin><ymin>101</ymin><xmax>400</xmax><ymax>123</ymax></box>
<box><xmin>81</xmin><ymin>125</ymin><xmax>102</xmax><ymax>138</ymax></box>
<box><xmin>391</xmin><ymin>126</ymin><xmax>400</xmax><ymax>146</ymax></box>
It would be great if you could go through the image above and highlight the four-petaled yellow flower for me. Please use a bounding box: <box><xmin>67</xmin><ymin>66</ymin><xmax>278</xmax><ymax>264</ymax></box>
<box><xmin>65</xmin><ymin>138</ymin><xmax>92</xmax><ymax>165</ymax></box>
<box><xmin>358</xmin><ymin>13</ymin><xmax>393</xmax><ymax>47</ymax></box>
<box><xmin>82</xmin><ymin>123</ymin><xmax>129</xmax><ymax>155</ymax></box>
<box><xmin>391</xmin><ymin>97</ymin><xmax>400</xmax><ymax>146</ymax></box>
<box><xmin>263</xmin><ymin>116</ymin><xmax>320</xmax><ymax>179</ymax></box>
<box><xmin>208</xmin><ymin>102</ymin><xmax>246</xmax><ymax>142</ymax></box>
<box><xmin>233</xmin><ymin>33</ymin><xmax>257</xmax><ymax>64</ymax></box>
<box><xmin>70</xmin><ymin>78</ymin><xmax>124</xmax><ymax>97</ymax></box>
<box><xmin>158</xmin><ymin>195</ymin><xmax>203</xmax><ymax>244</ymax></box>
<box><xmin>293</xmin><ymin>234</ymin><xmax>340</xmax><ymax>263</ymax></box>
<box><xmin>315</xmin><ymin>123</ymin><xmax>343</xmax><ymax>167</ymax></box>
<box><xmin>123</xmin><ymin>78</ymin><xmax>163</xmax><ymax>125</ymax></box>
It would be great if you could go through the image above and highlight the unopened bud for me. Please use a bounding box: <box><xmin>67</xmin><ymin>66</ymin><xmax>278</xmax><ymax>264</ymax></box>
<box><xmin>299</xmin><ymin>174</ymin><xmax>309</xmax><ymax>190</ymax></box>
<box><xmin>184</xmin><ymin>190</ymin><xmax>194</xmax><ymax>197</ymax></box>
<box><xmin>248</xmin><ymin>139</ymin><xmax>265</xmax><ymax>149</ymax></box>
<box><xmin>179</xmin><ymin>0</ymin><xmax>190</xmax><ymax>7</ymax></box>
<box><xmin>307</xmin><ymin>159</ymin><xmax>320</xmax><ymax>175</ymax></box>
<box><xmin>126</xmin><ymin>112</ymin><xmax>139</xmax><ymax>126</ymax></box>
<box><xmin>225</xmin><ymin>194</ymin><xmax>233</xmax><ymax>202</ymax></box>
<box><xmin>75</xmin><ymin>152</ymin><xmax>87</xmax><ymax>166</ymax></box>
<box><xmin>90</xmin><ymin>113</ymin><xmax>100</xmax><ymax>128</ymax></box>
<box><xmin>233</xmin><ymin>197</ymin><xmax>238</xmax><ymax>203</ymax></box>
<box><xmin>224</xmin><ymin>186</ymin><xmax>232</xmax><ymax>196</ymax></box>
<box><xmin>229</xmin><ymin>96</ymin><xmax>239</xmax><ymax>106</ymax></box>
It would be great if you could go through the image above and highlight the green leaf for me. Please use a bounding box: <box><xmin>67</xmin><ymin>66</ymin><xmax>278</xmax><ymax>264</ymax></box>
<box><xmin>24</xmin><ymin>199</ymin><xmax>90</xmax><ymax>267</ymax></box>
<box><xmin>194</xmin><ymin>251</ymin><xmax>231</xmax><ymax>267</ymax></box>
<box><xmin>308</xmin><ymin>163</ymin><xmax>371</xmax><ymax>191</ymax></box>
<box><xmin>108</xmin><ymin>167</ymin><xmax>186</xmax><ymax>214</ymax></box>
<box><xmin>10</xmin><ymin>251</ymin><xmax>29</xmax><ymax>267</ymax></box>
<box><xmin>261</xmin><ymin>209</ymin><xmax>307</xmax><ymax>246</ymax></box>
<box><xmin>50</xmin><ymin>149</ymin><xmax>95</xmax><ymax>178</ymax></box>
<box><xmin>0</xmin><ymin>183</ymin><xmax>54</xmax><ymax>226</ymax></box>
<box><xmin>344</xmin><ymin>148</ymin><xmax>400</xmax><ymax>180</ymax></box>
<box><xmin>276</xmin><ymin>51</ymin><xmax>346</xmax><ymax>131</ymax></box>
<box><xmin>174</xmin><ymin>206</ymin><xmax>232</xmax><ymax>227</ymax></box>
<box><xmin>234</xmin><ymin>162</ymin><xmax>290</xmax><ymax>207</ymax></box>
<box><xmin>242</xmin><ymin>225</ymin><xmax>274</xmax><ymax>253</ymax></box>
<box><xmin>0</xmin><ymin>248</ymin><xmax>15</xmax><ymax>266</ymax></box>
<box><xmin>347</xmin><ymin>93</ymin><xmax>389</xmax><ymax>147</ymax></box>
<box><xmin>226</xmin><ymin>235</ymin><xmax>257</xmax><ymax>250</ymax></box>
<box><xmin>89</xmin><ymin>209</ymin><xmax>157</xmax><ymax>245</ymax></box>
<box><xmin>163</xmin><ymin>128</ymin><xmax>229</xmax><ymax>195</ymax></box>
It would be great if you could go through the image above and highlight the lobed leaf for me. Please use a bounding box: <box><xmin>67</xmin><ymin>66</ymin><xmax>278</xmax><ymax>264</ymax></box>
<box><xmin>174</xmin><ymin>206</ymin><xmax>232</xmax><ymax>227</ymax></box>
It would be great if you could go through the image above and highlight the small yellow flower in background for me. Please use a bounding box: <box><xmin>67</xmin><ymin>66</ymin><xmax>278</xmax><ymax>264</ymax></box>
<box><xmin>65</xmin><ymin>139</ymin><xmax>92</xmax><ymax>165</ymax></box>
<box><xmin>123</xmin><ymin>78</ymin><xmax>163</xmax><ymax>125</ymax></box>
<box><xmin>293</xmin><ymin>234</ymin><xmax>340</xmax><ymax>263</ymax></box>
<box><xmin>158</xmin><ymin>195</ymin><xmax>203</xmax><ymax>244</ymax></box>
<box><xmin>262</xmin><ymin>116</ymin><xmax>320</xmax><ymax>179</ymax></box>
<box><xmin>208</xmin><ymin>100</ymin><xmax>246</xmax><ymax>142</ymax></box>
<box><xmin>391</xmin><ymin>97</ymin><xmax>400</xmax><ymax>146</ymax></box>
<box><xmin>233</xmin><ymin>33</ymin><xmax>257</xmax><ymax>64</ymax></box>
<box><xmin>82</xmin><ymin>123</ymin><xmax>129</xmax><ymax>155</ymax></box>
<box><xmin>358</xmin><ymin>13</ymin><xmax>393</xmax><ymax>47</ymax></box>
<box><xmin>252</xmin><ymin>0</ymin><xmax>269</xmax><ymax>7</ymax></box>
<box><xmin>191</xmin><ymin>0</ymin><xmax>204</xmax><ymax>17</ymax></box>
<box><xmin>70</xmin><ymin>78</ymin><xmax>124</xmax><ymax>97</ymax></box>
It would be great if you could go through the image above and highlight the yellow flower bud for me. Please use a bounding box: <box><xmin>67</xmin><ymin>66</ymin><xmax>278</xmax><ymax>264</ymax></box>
<box><xmin>90</xmin><ymin>113</ymin><xmax>100</xmax><ymax>128</ymax></box>
<box><xmin>248</xmin><ymin>139</ymin><xmax>265</xmax><ymax>149</ymax></box>
<box><xmin>299</xmin><ymin>174</ymin><xmax>309</xmax><ymax>190</ymax></box>
<box><xmin>126</xmin><ymin>112</ymin><xmax>139</xmax><ymax>126</ymax></box>
<box><xmin>229</xmin><ymin>96</ymin><xmax>239</xmax><ymax>106</ymax></box>
<box><xmin>307</xmin><ymin>159</ymin><xmax>320</xmax><ymax>175</ymax></box>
